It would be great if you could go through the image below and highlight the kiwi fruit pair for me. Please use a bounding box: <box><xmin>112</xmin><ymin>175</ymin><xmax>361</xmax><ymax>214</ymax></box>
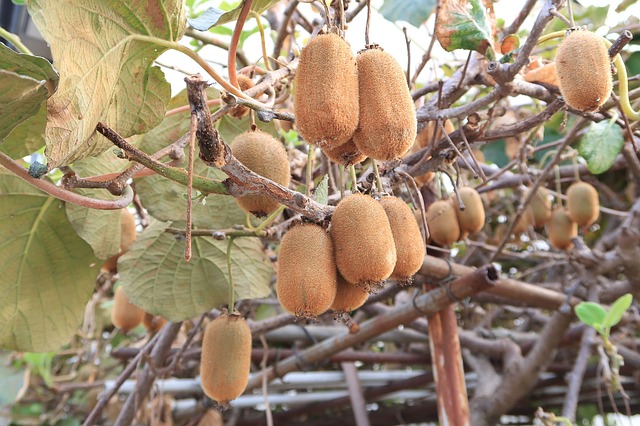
<box><xmin>547</xmin><ymin>208</ymin><xmax>578</xmax><ymax>250</ymax></box>
<box><xmin>277</xmin><ymin>223</ymin><xmax>338</xmax><ymax>318</ymax></box>
<box><xmin>200</xmin><ymin>311</ymin><xmax>252</xmax><ymax>404</ymax></box>
<box><xmin>111</xmin><ymin>286</ymin><xmax>145</xmax><ymax>332</ymax></box>
<box><xmin>354</xmin><ymin>47</ymin><xmax>417</xmax><ymax>161</ymax></box>
<box><xmin>231</xmin><ymin>130</ymin><xmax>291</xmax><ymax>217</ymax></box>
<box><xmin>566</xmin><ymin>181</ymin><xmax>599</xmax><ymax>227</ymax></box>
<box><xmin>427</xmin><ymin>187</ymin><xmax>486</xmax><ymax>246</ymax></box>
<box><xmin>102</xmin><ymin>208</ymin><xmax>137</xmax><ymax>273</ymax></box>
<box><xmin>556</xmin><ymin>30</ymin><xmax>612</xmax><ymax>112</ymax></box>
<box><xmin>331</xmin><ymin>193</ymin><xmax>397</xmax><ymax>291</ymax></box>
<box><xmin>294</xmin><ymin>33</ymin><xmax>359</xmax><ymax>148</ymax></box>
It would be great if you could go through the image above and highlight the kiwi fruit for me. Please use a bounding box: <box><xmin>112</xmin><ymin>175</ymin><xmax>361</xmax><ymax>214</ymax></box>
<box><xmin>353</xmin><ymin>48</ymin><xmax>417</xmax><ymax>161</ymax></box>
<box><xmin>529</xmin><ymin>187</ymin><xmax>552</xmax><ymax>229</ymax></box>
<box><xmin>556</xmin><ymin>30</ymin><xmax>612</xmax><ymax>112</ymax></box>
<box><xmin>229</xmin><ymin>74</ymin><xmax>255</xmax><ymax>119</ymax></box>
<box><xmin>415</xmin><ymin>119</ymin><xmax>455</xmax><ymax>151</ymax></box>
<box><xmin>547</xmin><ymin>208</ymin><xmax>578</xmax><ymax>250</ymax></box>
<box><xmin>512</xmin><ymin>207</ymin><xmax>535</xmax><ymax>235</ymax></box>
<box><xmin>200</xmin><ymin>311</ymin><xmax>252</xmax><ymax>404</ymax></box>
<box><xmin>232</xmin><ymin>130</ymin><xmax>291</xmax><ymax>217</ymax></box>
<box><xmin>427</xmin><ymin>200</ymin><xmax>460</xmax><ymax>246</ymax></box>
<box><xmin>111</xmin><ymin>286</ymin><xmax>145</xmax><ymax>332</ymax></box>
<box><xmin>322</xmin><ymin>139</ymin><xmax>367</xmax><ymax>166</ymax></box>
<box><xmin>331</xmin><ymin>193</ymin><xmax>397</xmax><ymax>291</ymax></box>
<box><xmin>294</xmin><ymin>33</ymin><xmax>359</xmax><ymax>147</ymax></box>
<box><xmin>277</xmin><ymin>223</ymin><xmax>338</xmax><ymax>318</ymax></box>
<box><xmin>379</xmin><ymin>196</ymin><xmax>426</xmax><ymax>282</ymax></box>
<box><xmin>566</xmin><ymin>181</ymin><xmax>599</xmax><ymax>227</ymax></box>
<box><xmin>102</xmin><ymin>208</ymin><xmax>137</xmax><ymax>273</ymax></box>
<box><xmin>330</xmin><ymin>273</ymin><xmax>369</xmax><ymax>314</ymax></box>
<box><xmin>142</xmin><ymin>312</ymin><xmax>167</xmax><ymax>334</ymax></box>
<box><xmin>454</xmin><ymin>187</ymin><xmax>485</xmax><ymax>234</ymax></box>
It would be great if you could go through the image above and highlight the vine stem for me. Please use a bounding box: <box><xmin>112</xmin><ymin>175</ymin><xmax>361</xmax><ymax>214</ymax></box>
<box><xmin>306</xmin><ymin>145</ymin><xmax>315</xmax><ymax>197</ymax></box>
<box><xmin>228</xmin><ymin>0</ymin><xmax>254</xmax><ymax>88</ymax></box>
<box><xmin>185</xmin><ymin>114</ymin><xmax>197</xmax><ymax>262</ymax></box>
<box><xmin>0</xmin><ymin>151</ymin><xmax>133</xmax><ymax>209</ymax></box>
<box><xmin>0</xmin><ymin>27</ymin><xmax>32</xmax><ymax>54</ymax></box>
<box><xmin>349</xmin><ymin>165</ymin><xmax>358</xmax><ymax>193</ymax></box>
<box><xmin>227</xmin><ymin>237</ymin><xmax>236</xmax><ymax>310</ymax></box>
<box><xmin>254</xmin><ymin>205</ymin><xmax>286</xmax><ymax>234</ymax></box>
<box><xmin>251</xmin><ymin>11</ymin><xmax>272</xmax><ymax>71</ymax></box>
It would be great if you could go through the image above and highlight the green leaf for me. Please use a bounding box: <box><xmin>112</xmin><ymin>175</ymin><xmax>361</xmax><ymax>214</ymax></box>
<box><xmin>0</xmin><ymin>104</ymin><xmax>46</xmax><ymax>159</ymax></box>
<box><xmin>379</xmin><ymin>0</ymin><xmax>436</xmax><ymax>28</ymax></box>
<box><xmin>578</xmin><ymin>119</ymin><xmax>624</xmax><ymax>175</ymax></box>
<box><xmin>25</xmin><ymin>0</ymin><xmax>186</xmax><ymax>168</ymax></box>
<box><xmin>0</xmin><ymin>167</ymin><xmax>100</xmax><ymax>351</ymax></box>
<box><xmin>118</xmin><ymin>220</ymin><xmax>272</xmax><ymax>320</ymax></box>
<box><xmin>574</xmin><ymin>302</ymin><xmax>607</xmax><ymax>331</ymax></box>
<box><xmin>315</xmin><ymin>175</ymin><xmax>329</xmax><ymax>205</ymax></box>
<box><xmin>64</xmin><ymin>151</ymin><xmax>132</xmax><ymax>259</ymax></box>
<box><xmin>435</xmin><ymin>0</ymin><xmax>494</xmax><ymax>58</ymax></box>
<box><xmin>22</xmin><ymin>352</ymin><xmax>55</xmax><ymax>387</ymax></box>
<box><xmin>603</xmin><ymin>293</ymin><xmax>633</xmax><ymax>330</ymax></box>
<box><xmin>0</xmin><ymin>42</ymin><xmax>58</xmax><ymax>142</ymax></box>
<box><xmin>136</xmin><ymin>161</ymin><xmax>245</xmax><ymax>228</ymax></box>
<box><xmin>187</xmin><ymin>0</ymin><xmax>280</xmax><ymax>30</ymax></box>
<box><xmin>0</xmin><ymin>352</ymin><xmax>26</xmax><ymax>406</ymax></box>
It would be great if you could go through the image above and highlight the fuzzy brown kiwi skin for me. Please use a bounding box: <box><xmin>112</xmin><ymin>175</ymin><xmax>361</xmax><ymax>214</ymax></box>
<box><xmin>330</xmin><ymin>273</ymin><xmax>369</xmax><ymax>314</ymax></box>
<box><xmin>512</xmin><ymin>207</ymin><xmax>535</xmax><ymax>235</ymax></box>
<box><xmin>454</xmin><ymin>187</ymin><xmax>485</xmax><ymax>235</ymax></box>
<box><xmin>427</xmin><ymin>200</ymin><xmax>460</xmax><ymax>246</ymax></box>
<box><xmin>142</xmin><ymin>312</ymin><xmax>167</xmax><ymax>334</ymax></box>
<box><xmin>231</xmin><ymin>130</ymin><xmax>291</xmax><ymax>217</ymax></box>
<box><xmin>294</xmin><ymin>33</ymin><xmax>359</xmax><ymax>148</ymax></box>
<box><xmin>414</xmin><ymin>119</ymin><xmax>455</xmax><ymax>151</ymax></box>
<box><xmin>379</xmin><ymin>196</ymin><xmax>426</xmax><ymax>283</ymax></box>
<box><xmin>556</xmin><ymin>30</ymin><xmax>612</xmax><ymax>112</ymax></box>
<box><xmin>277</xmin><ymin>223</ymin><xmax>337</xmax><ymax>319</ymax></box>
<box><xmin>353</xmin><ymin>48</ymin><xmax>417</xmax><ymax>161</ymax></box>
<box><xmin>102</xmin><ymin>208</ymin><xmax>137</xmax><ymax>273</ymax></box>
<box><xmin>111</xmin><ymin>286</ymin><xmax>145</xmax><ymax>332</ymax></box>
<box><xmin>322</xmin><ymin>139</ymin><xmax>367</xmax><ymax>166</ymax></box>
<box><xmin>331</xmin><ymin>193</ymin><xmax>397</xmax><ymax>292</ymax></box>
<box><xmin>229</xmin><ymin>75</ymin><xmax>255</xmax><ymax>119</ymax></box>
<box><xmin>529</xmin><ymin>187</ymin><xmax>552</xmax><ymax>229</ymax></box>
<box><xmin>566</xmin><ymin>181</ymin><xmax>599</xmax><ymax>227</ymax></box>
<box><xmin>547</xmin><ymin>208</ymin><xmax>578</xmax><ymax>250</ymax></box>
<box><xmin>200</xmin><ymin>312</ymin><xmax>252</xmax><ymax>405</ymax></box>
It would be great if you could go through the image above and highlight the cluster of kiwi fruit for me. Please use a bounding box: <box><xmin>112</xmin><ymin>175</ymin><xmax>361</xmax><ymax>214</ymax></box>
<box><xmin>294</xmin><ymin>31</ymin><xmax>416</xmax><ymax>163</ymax></box>
<box><xmin>555</xmin><ymin>29</ymin><xmax>613</xmax><ymax>112</ymax></box>
<box><xmin>426</xmin><ymin>186</ymin><xmax>486</xmax><ymax>246</ymax></box>
<box><xmin>276</xmin><ymin>192</ymin><xmax>425</xmax><ymax>319</ymax></box>
<box><xmin>547</xmin><ymin>181</ymin><xmax>599</xmax><ymax>250</ymax></box>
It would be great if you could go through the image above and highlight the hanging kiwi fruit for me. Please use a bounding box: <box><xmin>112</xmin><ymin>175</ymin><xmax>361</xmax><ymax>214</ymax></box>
<box><xmin>331</xmin><ymin>193</ymin><xmax>397</xmax><ymax>292</ymax></box>
<box><xmin>353</xmin><ymin>46</ymin><xmax>417</xmax><ymax>161</ymax></box>
<box><xmin>231</xmin><ymin>130</ymin><xmax>291</xmax><ymax>217</ymax></box>
<box><xmin>200</xmin><ymin>311</ymin><xmax>252</xmax><ymax>405</ymax></box>
<box><xmin>294</xmin><ymin>32</ymin><xmax>359</xmax><ymax>148</ymax></box>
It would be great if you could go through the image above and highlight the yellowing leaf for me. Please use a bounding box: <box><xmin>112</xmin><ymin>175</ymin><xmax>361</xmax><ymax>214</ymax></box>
<box><xmin>435</xmin><ymin>0</ymin><xmax>494</xmax><ymax>58</ymax></box>
<box><xmin>25</xmin><ymin>0</ymin><xmax>187</xmax><ymax>168</ymax></box>
<box><xmin>0</xmin><ymin>167</ymin><xmax>100</xmax><ymax>351</ymax></box>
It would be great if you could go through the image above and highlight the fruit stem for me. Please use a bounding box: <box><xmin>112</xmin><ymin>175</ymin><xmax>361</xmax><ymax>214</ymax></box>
<box><xmin>0</xmin><ymin>27</ymin><xmax>32</xmax><ymax>54</ymax></box>
<box><xmin>349</xmin><ymin>165</ymin><xmax>359</xmax><ymax>193</ymax></box>
<box><xmin>535</xmin><ymin>30</ymin><xmax>566</xmax><ymax>45</ymax></box>
<box><xmin>554</xmin><ymin>165</ymin><xmax>563</xmax><ymax>208</ymax></box>
<box><xmin>254</xmin><ymin>205</ymin><xmax>285</xmax><ymax>234</ymax></box>
<box><xmin>339</xmin><ymin>165</ymin><xmax>345</xmax><ymax>198</ymax></box>
<box><xmin>306</xmin><ymin>144</ymin><xmax>315</xmax><ymax>197</ymax></box>
<box><xmin>251</xmin><ymin>12</ymin><xmax>272</xmax><ymax>71</ymax></box>
<box><xmin>227</xmin><ymin>237</ymin><xmax>236</xmax><ymax>310</ymax></box>
<box><xmin>606</xmin><ymin>45</ymin><xmax>640</xmax><ymax>121</ymax></box>
<box><xmin>371</xmin><ymin>160</ymin><xmax>384</xmax><ymax>193</ymax></box>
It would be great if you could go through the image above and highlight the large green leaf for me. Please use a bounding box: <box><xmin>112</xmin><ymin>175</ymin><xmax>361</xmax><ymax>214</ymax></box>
<box><xmin>65</xmin><ymin>151</ymin><xmax>133</xmax><ymax>259</ymax></box>
<box><xmin>25</xmin><ymin>0</ymin><xmax>187</xmax><ymax>168</ymax></box>
<box><xmin>187</xmin><ymin>0</ymin><xmax>280</xmax><ymax>30</ymax></box>
<box><xmin>435</xmin><ymin>0</ymin><xmax>494</xmax><ymax>58</ymax></box>
<box><xmin>0</xmin><ymin>167</ymin><xmax>100</xmax><ymax>351</ymax></box>
<box><xmin>0</xmin><ymin>43</ymin><xmax>57</xmax><ymax>142</ymax></box>
<box><xmin>379</xmin><ymin>0</ymin><xmax>436</xmax><ymax>28</ymax></box>
<box><xmin>578</xmin><ymin>119</ymin><xmax>624</xmax><ymax>175</ymax></box>
<box><xmin>0</xmin><ymin>105</ymin><xmax>46</xmax><ymax>159</ymax></box>
<box><xmin>118</xmin><ymin>220</ymin><xmax>272</xmax><ymax>320</ymax></box>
